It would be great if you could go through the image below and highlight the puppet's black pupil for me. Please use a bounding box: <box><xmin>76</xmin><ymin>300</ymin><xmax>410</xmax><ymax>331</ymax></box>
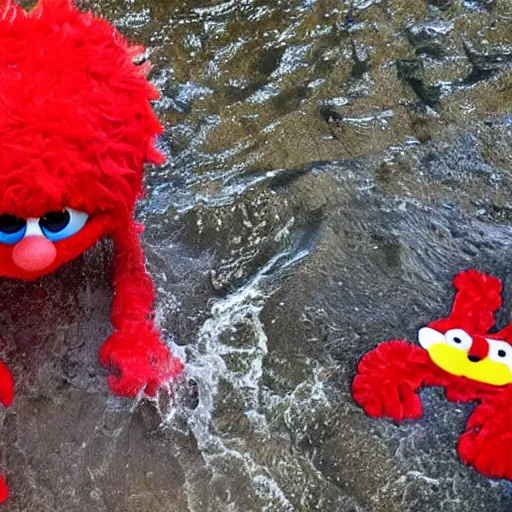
<box><xmin>40</xmin><ymin>211</ymin><xmax>70</xmax><ymax>232</ymax></box>
<box><xmin>0</xmin><ymin>215</ymin><xmax>26</xmax><ymax>234</ymax></box>
<box><xmin>498</xmin><ymin>349</ymin><xmax>507</xmax><ymax>358</ymax></box>
<box><xmin>453</xmin><ymin>337</ymin><xmax>462</xmax><ymax>344</ymax></box>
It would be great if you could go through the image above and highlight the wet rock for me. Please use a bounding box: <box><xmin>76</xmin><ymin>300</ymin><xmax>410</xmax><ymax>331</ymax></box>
<box><xmin>407</xmin><ymin>21</ymin><xmax>455</xmax><ymax>43</ymax></box>
<box><xmin>350</xmin><ymin>41</ymin><xmax>371</xmax><ymax>79</ymax></box>
<box><xmin>428</xmin><ymin>0</ymin><xmax>454</xmax><ymax>10</ymax></box>
<box><xmin>462</xmin><ymin>39</ymin><xmax>512</xmax><ymax>84</ymax></box>
<box><xmin>406</xmin><ymin>21</ymin><xmax>454</xmax><ymax>58</ymax></box>
<box><xmin>419</xmin><ymin>133</ymin><xmax>497</xmax><ymax>183</ymax></box>
<box><xmin>396</xmin><ymin>58</ymin><xmax>442</xmax><ymax>107</ymax></box>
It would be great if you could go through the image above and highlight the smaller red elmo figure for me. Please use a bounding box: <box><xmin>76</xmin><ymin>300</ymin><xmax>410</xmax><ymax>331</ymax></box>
<box><xmin>0</xmin><ymin>0</ymin><xmax>184</xmax><ymax>502</ymax></box>
<box><xmin>353</xmin><ymin>269</ymin><xmax>512</xmax><ymax>482</ymax></box>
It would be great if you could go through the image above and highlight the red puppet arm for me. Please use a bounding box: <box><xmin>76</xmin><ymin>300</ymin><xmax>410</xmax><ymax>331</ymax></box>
<box><xmin>458</xmin><ymin>384</ymin><xmax>512</xmax><ymax>481</ymax></box>
<box><xmin>0</xmin><ymin>363</ymin><xmax>13</xmax><ymax>411</ymax></box>
<box><xmin>352</xmin><ymin>340</ymin><xmax>448</xmax><ymax>422</ymax></box>
<box><xmin>99</xmin><ymin>220</ymin><xmax>183</xmax><ymax>398</ymax></box>
<box><xmin>428</xmin><ymin>269</ymin><xmax>502</xmax><ymax>335</ymax></box>
<box><xmin>0</xmin><ymin>362</ymin><xmax>13</xmax><ymax>503</ymax></box>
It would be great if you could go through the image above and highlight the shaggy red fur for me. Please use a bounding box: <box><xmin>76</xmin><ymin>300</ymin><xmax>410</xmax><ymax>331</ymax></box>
<box><xmin>0</xmin><ymin>0</ymin><xmax>184</xmax><ymax>501</ymax></box>
<box><xmin>353</xmin><ymin>269</ymin><xmax>512</xmax><ymax>482</ymax></box>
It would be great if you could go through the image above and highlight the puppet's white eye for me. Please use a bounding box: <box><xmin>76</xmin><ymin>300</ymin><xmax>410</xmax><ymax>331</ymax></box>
<box><xmin>418</xmin><ymin>327</ymin><xmax>445</xmax><ymax>349</ymax></box>
<box><xmin>39</xmin><ymin>208</ymin><xmax>88</xmax><ymax>242</ymax></box>
<box><xmin>445</xmin><ymin>329</ymin><xmax>472</xmax><ymax>350</ymax></box>
<box><xmin>487</xmin><ymin>339</ymin><xmax>512</xmax><ymax>367</ymax></box>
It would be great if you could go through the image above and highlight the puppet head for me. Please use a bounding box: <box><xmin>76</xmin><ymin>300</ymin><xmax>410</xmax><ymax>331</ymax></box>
<box><xmin>418</xmin><ymin>270</ymin><xmax>512</xmax><ymax>386</ymax></box>
<box><xmin>0</xmin><ymin>0</ymin><xmax>164</xmax><ymax>280</ymax></box>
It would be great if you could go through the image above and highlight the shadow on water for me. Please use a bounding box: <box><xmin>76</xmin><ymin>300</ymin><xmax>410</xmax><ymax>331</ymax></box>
<box><xmin>5</xmin><ymin>0</ymin><xmax>512</xmax><ymax>511</ymax></box>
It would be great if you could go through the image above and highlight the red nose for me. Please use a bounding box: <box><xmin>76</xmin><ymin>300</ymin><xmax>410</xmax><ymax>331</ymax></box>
<box><xmin>12</xmin><ymin>236</ymin><xmax>57</xmax><ymax>272</ymax></box>
<box><xmin>468</xmin><ymin>335</ymin><xmax>489</xmax><ymax>362</ymax></box>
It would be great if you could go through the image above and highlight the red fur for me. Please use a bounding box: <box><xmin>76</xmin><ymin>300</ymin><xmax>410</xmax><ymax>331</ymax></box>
<box><xmin>0</xmin><ymin>0</ymin><xmax>184</xmax><ymax>501</ymax></box>
<box><xmin>0</xmin><ymin>0</ymin><xmax>164</xmax><ymax>221</ymax></box>
<box><xmin>0</xmin><ymin>363</ymin><xmax>13</xmax><ymax>409</ymax></box>
<box><xmin>99</xmin><ymin>220</ymin><xmax>184</xmax><ymax>398</ymax></box>
<box><xmin>0</xmin><ymin>476</ymin><xmax>7</xmax><ymax>504</ymax></box>
<box><xmin>352</xmin><ymin>269</ymin><xmax>512</xmax><ymax>482</ymax></box>
<box><xmin>428</xmin><ymin>270</ymin><xmax>502</xmax><ymax>334</ymax></box>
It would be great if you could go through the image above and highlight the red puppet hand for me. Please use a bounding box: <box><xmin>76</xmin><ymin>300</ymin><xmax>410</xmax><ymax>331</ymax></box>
<box><xmin>101</xmin><ymin>224</ymin><xmax>185</xmax><ymax>399</ymax></box>
<box><xmin>99</xmin><ymin>323</ymin><xmax>184</xmax><ymax>398</ymax></box>
<box><xmin>0</xmin><ymin>362</ymin><xmax>13</xmax><ymax>504</ymax></box>
<box><xmin>0</xmin><ymin>362</ymin><xmax>13</xmax><ymax>408</ymax></box>
<box><xmin>0</xmin><ymin>475</ymin><xmax>8</xmax><ymax>505</ymax></box>
<box><xmin>458</xmin><ymin>386</ymin><xmax>512</xmax><ymax>481</ymax></box>
<box><xmin>352</xmin><ymin>340</ymin><xmax>444</xmax><ymax>422</ymax></box>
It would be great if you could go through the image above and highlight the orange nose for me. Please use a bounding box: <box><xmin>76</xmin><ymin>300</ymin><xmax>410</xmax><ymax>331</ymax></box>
<box><xmin>12</xmin><ymin>236</ymin><xmax>57</xmax><ymax>272</ymax></box>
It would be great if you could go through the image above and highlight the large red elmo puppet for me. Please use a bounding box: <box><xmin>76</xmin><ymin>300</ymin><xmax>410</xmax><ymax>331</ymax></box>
<box><xmin>353</xmin><ymin>269</ymin><xmax>512</xmax><ymax>482</ymax></box>
<box><xmin>0</xmin><ymin>0</ymin><xmax>184</xmax><ymax>502</ymax></box>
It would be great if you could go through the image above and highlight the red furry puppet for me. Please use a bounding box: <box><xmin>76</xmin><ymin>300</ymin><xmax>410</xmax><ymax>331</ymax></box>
<box><xmin>0</xmin><ymin>0</ymin><xmax>184</xmax><ymax>502</ymax></box>
<box><xmin>353</xmin><ymin>269</ymin><xmax>512</xmax><ymax>482</ymax></box>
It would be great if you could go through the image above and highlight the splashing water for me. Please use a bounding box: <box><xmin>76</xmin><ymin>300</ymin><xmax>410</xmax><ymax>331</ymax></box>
<box><xmin>153</xmin><ymin>225</ymin><xmax>336</xmax><ymax>511</ymax></box>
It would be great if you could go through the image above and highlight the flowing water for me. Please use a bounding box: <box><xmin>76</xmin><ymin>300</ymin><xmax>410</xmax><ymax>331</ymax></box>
<box><xmin>2</xmin><ymin>0</ymin><xmax>512</xmax><ymax>511</ymax></box>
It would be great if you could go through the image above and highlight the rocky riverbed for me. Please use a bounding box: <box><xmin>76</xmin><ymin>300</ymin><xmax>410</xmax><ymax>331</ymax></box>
<box><xmin>3</xmin><ymin>0</ymin><xmax>512</xmax><ymax>510</ymax></box>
